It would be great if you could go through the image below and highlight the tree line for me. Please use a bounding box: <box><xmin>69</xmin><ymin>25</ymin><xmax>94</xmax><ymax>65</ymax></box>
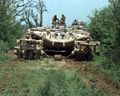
<box><xmin>88</xmin><ymin>0</ymin><xmax>120</xmax><ymax>66</ymax></box>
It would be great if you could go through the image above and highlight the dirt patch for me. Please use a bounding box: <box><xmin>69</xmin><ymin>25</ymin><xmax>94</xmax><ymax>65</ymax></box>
<box><xmin>57</xmin><ymin>59</ymin><xmax>120</xmax><ymax>96</ymax></box>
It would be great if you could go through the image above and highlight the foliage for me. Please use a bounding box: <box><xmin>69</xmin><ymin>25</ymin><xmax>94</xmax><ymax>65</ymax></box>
<box><xmin>0</xmin><ymin>59</ymin><xmax>103</xmax><ymax>96</ymax></box>
<box><xmin>0</xmin><ymin>40</ymin><xmax>9</xmax><ymax>62</ymax></box>
<box><xmin>0</xmin><ymin>0</ymin><xmax>31</xmax><ymax>50</ymax></box>
<box><xmin>109</xmin><ymin>0</ymin><xmax>120</xmax><ymax>64</ymax></box>
<box><xmin>88</xmin><ymin>7</ymin><xmax>114</xmax><ymax>54</ymax></box>
<box><xmin>92</xmin><ymin>56</ymin><xmax>120</xmax><ymax>85</ymax></box>
<box><xmin>89</xmin><ymin>0</ymin><xmax>120</xmax><ymax>65</ymax></box>
<box><xmin>21</xmin><ymin>0</ymin><xmax>47</xmax><ymax>28</ymax></box>
<box><xmin>88</xmin><ymin>0</ymin><xmax>120</xmax><ymax>85</ymax></box>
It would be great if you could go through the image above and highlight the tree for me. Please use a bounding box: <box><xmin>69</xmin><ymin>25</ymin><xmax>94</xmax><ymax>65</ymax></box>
<box><xmin>22</xmin><ymin>0</ymin><xmax>47</xmax><ymax>28</ymax></box>
<box><xmin>36</xmin><ymin>0</ymin><xmax>47</xmax><ymax>27</ymax></box>
<box><xmin>88</xmin><ymin>0</ymin><xmax>120</xmax><ymax>65</ymax></box>
<box><xmin>88</xmin><ymin>7</ymin><xmax>114</xmax><ymax>55</ymax></box>
<box><xmin>0</xmin><ymin>0</ymin><xmax>32</xmax><ymax>49</ymax></box>
<box><xmin>109</xmin><ymin>0</ymin><xmax>120</xmax><ymax>63</ymax></box>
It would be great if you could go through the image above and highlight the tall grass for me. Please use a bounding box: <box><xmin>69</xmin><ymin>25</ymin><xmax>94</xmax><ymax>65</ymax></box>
<box><xmin>92</xmin><ymin>55</ymin><xmax>120</xmax><ymax>85</ymax></box>
<box><xmin>34</xmin><ymin>70</ymin><xmax>102</xmax><ymax>96</ymax></box>
<box><xmin>0</xmin><ymin>60</ymin><xmax>103</xmax><ymax>96</ymax></box>
<box><xmin>0</xmin><ymin>41</ymin><xmax>10</xmax><ymax>63</ymax></box>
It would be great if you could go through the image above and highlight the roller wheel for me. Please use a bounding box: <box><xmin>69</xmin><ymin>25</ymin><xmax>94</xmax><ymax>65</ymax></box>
<box><xmin>86</xmin><ymin>52</ymin><xmax>93</xmax><ymax>61</ymax></box>
<box><xmin>23</xmin><ymin>51</ymin><xmax>28</xmax><ymax>60</ymax></box>
<box><xmin>18</xmin><ymin>52</ymin><xmax>23</xmax><ymax>58</ymax></box>
<box><xmin>29</xmin><ymin>51</ymin><xmax>34</xmax><ymax>60</ymax></box>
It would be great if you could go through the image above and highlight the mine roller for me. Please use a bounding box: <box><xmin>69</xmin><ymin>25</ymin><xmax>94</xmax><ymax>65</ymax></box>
<box><xmin>14</xmin><ymin>39</ymin><xmax>42</xmax><ymax>59</ymax></box>
<box><xmin>14</xmin><ymin>27</ymin><xmax>45</xmax><ymax>60</ymax></box>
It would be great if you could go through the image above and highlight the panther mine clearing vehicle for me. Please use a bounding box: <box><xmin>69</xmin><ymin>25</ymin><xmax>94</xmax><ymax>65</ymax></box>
<box><xmin>14</xmin><ymin>26</ymin><xmax>100</xmax><ymax>60</ymax></box>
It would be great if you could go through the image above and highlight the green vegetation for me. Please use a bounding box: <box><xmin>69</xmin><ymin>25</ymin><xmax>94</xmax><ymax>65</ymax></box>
<box><xmin>0</xmin><ymin>0</ymin><xmax>120</xmax><ymax>96</ymax></box>
<box><xmin>92</xmin><ymin>56</ymin><xmax>120</xmax><ymax>85</ymax></box>
<box><xmin>0</xmin><ymin>59</ymin><xmax>103</xmax><ymax>96</ymax></box>
<box><xmin>0</xmin><ymin>0</ymin><xmax>25</xmax><ymax>61</ymax></box>
<box><xmin>89</xmin><ymin>0</ymin><xmax>120</xmax><ymax>85</ymax></box>
<box><xmin>0</xmin><ymin>0</ymin><xmax>47</xmax><ymax>61</ymax></box>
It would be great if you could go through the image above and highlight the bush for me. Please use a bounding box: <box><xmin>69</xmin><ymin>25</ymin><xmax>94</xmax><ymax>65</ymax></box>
<box><xmin>0</xmin><ymin>53</ymin><xmax>10</xmax><ymax>63</ymax></box>
<box><xmin>92</xmin><ymin>56</ymin><xmax>120</xmax><ymax>85</ymax></box>
<box><xmin>0</xmin><ymin>40</ymin><xmax>10</xmax><ymax>63</ymax></box>
<box><xmin>0</xmin><ymin>40</ymin><xmax>8</xmax><ymax>52</ymax></box>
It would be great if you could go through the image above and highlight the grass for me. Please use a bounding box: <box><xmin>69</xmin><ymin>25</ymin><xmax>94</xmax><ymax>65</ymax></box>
<box><xmin>0</xmin><ymin>58</ymin><xmax>103</xmax><ymax>96</ymax></box>
<box><xmin>0</xmin><ymin>53</ymin><xmax>11</xmax><ymax>63</ymax></box>
<box><xmin>92</xmin><ymin>56</ymin><xmax>120</xmax><ymax>85</ymax></box>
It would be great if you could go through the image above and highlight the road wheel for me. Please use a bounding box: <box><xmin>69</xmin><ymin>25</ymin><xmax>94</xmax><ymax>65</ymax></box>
<box><xmin>29</xmin><ymin>51</ymin><xmax>34</xmax><ymax>60</ymax></box>
<box><xmin>86</xmin><ymin>52</ymin><xmax>93</xmax><ymax>61</ymax></box>
<box><xmin>35</xmin><ymin>52</ymin><xmax>41</xmax><ymax>59</ymax></box>
<box><xmin>18</xmin><ymin>52</ymin><xmax>23</xmax><ymax>58</ymax></box>
<box><xmin>23</xmin><ymin>51</ymin><xmax>28</xmax><ymax>60</ymax></box>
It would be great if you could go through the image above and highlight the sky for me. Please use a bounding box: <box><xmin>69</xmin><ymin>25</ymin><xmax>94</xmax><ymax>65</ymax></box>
<box><xmin>42</xmin><ymin>0</ymin><xmax>109</xmax><ymax>26</ymax></box>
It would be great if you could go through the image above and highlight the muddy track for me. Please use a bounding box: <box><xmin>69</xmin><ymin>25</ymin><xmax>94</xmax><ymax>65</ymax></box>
<box><xmin>58</xmin><ymin>59</ymin><xmax>120</xmax><ymax>96</ymax></box>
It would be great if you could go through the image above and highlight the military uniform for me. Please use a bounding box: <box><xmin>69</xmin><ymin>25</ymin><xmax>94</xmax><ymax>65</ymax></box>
<box><xmin>52</xmin><ymin>15</ymin><xmax>59</xmax><ymax>28</ymax></box>
<box><xmin>72</xmin><ymin>19</ymin><xmax>79</xmax><ymax>26</ymax></box>
<box><xmin>60</xmin><ymin>14</ymin><xmax>66</xmax><ymax>27</ymax></box>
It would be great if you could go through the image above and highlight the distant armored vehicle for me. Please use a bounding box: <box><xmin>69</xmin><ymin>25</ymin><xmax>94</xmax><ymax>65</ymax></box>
<box><xmin>72</xmin><ymin>29</ymin><xmax>100</xmax><ymax>61</ymax></box>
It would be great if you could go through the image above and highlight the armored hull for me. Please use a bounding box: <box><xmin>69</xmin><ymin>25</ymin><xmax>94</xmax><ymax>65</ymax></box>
<box><xmin>43</xmin><ymin>31</ymin><xmax>75</xmax><ymax>56</ymax></box>
<box><xmin>14</xmin><ymin>27</ymin><xmax>100</xmax><ymax>60</ymax></box>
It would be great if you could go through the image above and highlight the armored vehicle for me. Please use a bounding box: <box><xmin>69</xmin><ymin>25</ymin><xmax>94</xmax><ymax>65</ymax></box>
<box><xmin>14</xmin><ymin>26</ymin><xmax>100</xmax><ymax>60</ymax></box>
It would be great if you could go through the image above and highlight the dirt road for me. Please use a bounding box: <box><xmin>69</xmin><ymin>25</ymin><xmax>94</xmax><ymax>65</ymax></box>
<box><xmin>57</xmin><ymin>59</ymin><xmax>120</xmax><ymax>96</ymax></box>
<box><xmin>5</xmin><ymin>51</ymin><xmax>120</xmax><ymax>96</ymax></box>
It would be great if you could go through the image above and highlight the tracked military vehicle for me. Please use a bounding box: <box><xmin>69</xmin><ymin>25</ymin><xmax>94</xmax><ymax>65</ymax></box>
<box><xmin>14</xmin><ymin>26</ymin><xmax>100</xmax><ymax>60</ymax></box>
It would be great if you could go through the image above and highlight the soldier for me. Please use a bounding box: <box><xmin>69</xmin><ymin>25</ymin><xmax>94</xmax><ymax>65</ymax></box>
<box><xmin>52</xmin><ymin>15</ymin><xmax>59</xmax><ymax>28</ymax></box>
<box><xmin>56</xmin><ymin>19</ymin><xmax>60</xmax><ymax>29</ymax></box>
<box><xmin>72</xmin><ymin>19</ymin><xmax>79</xmax><ymax>26</ymax></box>
<box><xmin>79</xmin><ymin>21</ymin><xmax>85</xmax><ymax>30</ymax></box>
<box><xmin>60</xmin><ymin>14</ymin><xmax>66</xmax><ymax>27</ymax></box>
